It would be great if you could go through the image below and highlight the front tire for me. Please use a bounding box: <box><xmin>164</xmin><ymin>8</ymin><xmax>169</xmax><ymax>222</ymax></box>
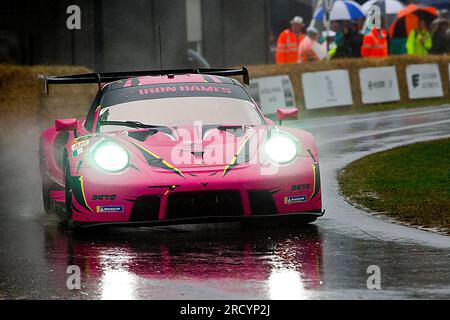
<box><xmin>63</xmin><ymin>156</ymin><xmax>77</xmax><ymax>230</ymax></box>
<box><xmin>42</xmin><ymin>177</ymin><xmax>51</xmax><ymax>213</ymax></box>
<box><xmin>40</xmin><ymin>142</ymin><xmax>52</xmax><ymax>214</ymax></box>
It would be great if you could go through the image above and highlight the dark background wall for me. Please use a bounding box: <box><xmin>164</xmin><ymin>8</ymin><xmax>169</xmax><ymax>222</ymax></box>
<box><xmin>269</xmin><ymin>0</ymin><xmax>313</xmax><ymax>38</ymax></box>
<box><xmin>202</xmin><ymin>0</ymin><xmax>271</xmax><ymax>67</ymax></box>
<box><xmin>0</xmin><ymin>0</ymin><xmax>320</xmax><ymax>70</ymax></box>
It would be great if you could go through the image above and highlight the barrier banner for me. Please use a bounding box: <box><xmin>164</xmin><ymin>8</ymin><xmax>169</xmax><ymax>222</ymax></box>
<box><xmin>359</xmin><ymin>66</ymin><xmax>400</xmax><ymax>104</ymax></box>
<box><xmin>302</xmin><ymin>70</ymin><xmax>353</xmax><ymax>109</ymax></box>
<box><xmin>249</xmin><ymin>75</ymin><xmax>295</xmax><ymax>115</ymax></box>
<box><xmin>406</xmin><ymin>63</ymin><xmax>443</xmax><ymax>99</ymax></box>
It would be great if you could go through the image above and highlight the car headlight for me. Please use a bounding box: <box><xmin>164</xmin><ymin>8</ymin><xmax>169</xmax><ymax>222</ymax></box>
<box><xmin>92</xmin><ymin>141</ymin><xmax>129</xmax><ymax>172</ymax></box>
<box><xmin>264</xmin><ymin>131</ymin><xmax>298</xmax><ymax>164</ymax></box>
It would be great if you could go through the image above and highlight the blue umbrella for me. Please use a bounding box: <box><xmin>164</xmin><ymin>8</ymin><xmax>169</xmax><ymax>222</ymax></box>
<box><xmin>314</xmin><ymin>0</ymin><xmax>365</xmax><ymax>21</ymax></box>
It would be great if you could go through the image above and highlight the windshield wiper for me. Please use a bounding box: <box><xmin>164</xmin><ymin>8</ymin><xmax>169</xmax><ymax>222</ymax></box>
<box><xmin>98</xmin><ymin>120</ymin><xmax>173</xmax><ymax>135</ymax></box>
<box><xmin>98</xmin><ymin>120</ymin><xmax>166</xmax><ymax>129</ymax></box>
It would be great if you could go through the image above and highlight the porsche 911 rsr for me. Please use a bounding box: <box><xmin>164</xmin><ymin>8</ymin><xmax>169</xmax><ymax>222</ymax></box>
<box><xmin>39</xmin><ymin>68</ymin><xmax>323</xmax><ymax>229</ymax></box>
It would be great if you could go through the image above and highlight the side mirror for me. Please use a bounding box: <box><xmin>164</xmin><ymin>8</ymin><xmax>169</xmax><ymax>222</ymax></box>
<box><xmin>276</xmin><ymin>108</ymin><xmax>299</xmax><ymax>125</ymax></box>
<box><xmin>55</xmin><ymin>118</ymin><xmax>77</xmax><ymax>132</ymax></box>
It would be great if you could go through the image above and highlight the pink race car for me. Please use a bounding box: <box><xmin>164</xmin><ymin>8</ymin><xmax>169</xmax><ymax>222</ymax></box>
<box><xmin>39</xmin><ymin>68</ymin><xmax>323</xmax><ymax>229</ymax></box>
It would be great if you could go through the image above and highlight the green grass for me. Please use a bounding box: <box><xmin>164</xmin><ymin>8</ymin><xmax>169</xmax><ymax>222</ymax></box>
<box><xmin>339</xmin><ymin>138</ymin><xmax>450</xmax><ymax>233</ymax></box>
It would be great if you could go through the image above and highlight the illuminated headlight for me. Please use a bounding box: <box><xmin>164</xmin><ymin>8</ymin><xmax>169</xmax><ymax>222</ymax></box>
<box><xmin>264</xmin><ymin>132</ymin><xmax>298</xmax><ymax>164</ymax></box>
<box><xmin>92</xmin><ymin>141</ymin><xmax>129</xmax><ymax>172</ymax></box>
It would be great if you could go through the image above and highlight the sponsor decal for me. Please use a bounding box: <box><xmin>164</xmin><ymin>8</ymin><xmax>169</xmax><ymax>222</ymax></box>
<box><xmin>368</xmin><ymin>80</ymin><xmax>386</xmax><ymax>90</ymax></box>
<box><xmin>412</xmin><ymin>74</ymin><xmax>420</xmax><ymax>88</ymax></box>
<box><xmin>249</xmin><ymin>75</ymin><xmax>295</xmax><ymax>114</ymax></box>
<box><xmin>291</xmin><ymin>184</ymin><xmax>310</xmax><ymax>191</ymax></box>
<box><xmin>71</xmin><ymin>140</ymin><xmax>89</xmax><ymax>151</ymax></box>
<box><xmin>413</xmin><ymin>73</ymin><xmax>439</xmax><ymax>89</ymax></box>
<box><xmin>302</xmin><ymin>70</ymin><xmax>353</xmax><ymax>109</ymax></box>
<box><xmin>92</xmin><ymin>194</ymin><xmax>116</xmax><ymax>200</ymax></box>
<box><xmin>96</xmin><ymin>205</ymin><xmax>124</xmax><ymax>213</ymax></box>
<box><xmin>359</xmin><ymin>67</ymin><xmax>400</xmax><ymax>104</ymax></box>
<box><xmin>138</xmin><ymin>85</ymin><xmax>232</xmax><ymax>95</ymax></box>
<box><xmin>406</xmin><ymin>64</ymin><xmax>443</xmax><ymax>99</ymax></box>
<box><xmin>71</xmin><ymin>140</ymin><xmax>89</xmax><ymax>157</ymax></box>
<box><xmin>102</xmin><ymin>83</ymin><xmax>250</xmax><ymax>107</ymax></box>
<box><xmin>72</xmin><ymin>148</ymin><xmax>84</xmax><ymax>157</ymax></box>
<box><xmin>284</xmin><ymin>195</ymin><xmax>307</xmax><ymax>204</ymax></box>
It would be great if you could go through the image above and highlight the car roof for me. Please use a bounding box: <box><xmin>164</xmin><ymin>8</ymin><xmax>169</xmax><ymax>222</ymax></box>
<box><xmin>103</xmin><ymin>73</ymin><xmax>241</xmax><ymax>92</ymax></box>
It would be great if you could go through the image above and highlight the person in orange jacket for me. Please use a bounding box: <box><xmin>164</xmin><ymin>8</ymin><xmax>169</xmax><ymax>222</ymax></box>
<box><xmin>298</xmin><ymin>26</ymin><xmax>323</xmax><ymax>63</ymax></box>
<box><xmin>361</xmin><ymin>27</ymin><xmax>388</xmax><ymax>58</ymax></box>
<box><xmin>276</xmin><ymin>16</ymin><xmax>305</xmax><ymax>64</ymax></box>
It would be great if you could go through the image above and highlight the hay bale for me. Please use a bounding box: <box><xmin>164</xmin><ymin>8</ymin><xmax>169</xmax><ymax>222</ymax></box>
<box><xmin>0</xmin><ymin>64</ymin><xmax>97</xmax><ymax>137</ymax></box>
<box><xmin>247</xmin><ymin>55</ymin><xmax>450</xmax><ymax>110</ymax></box>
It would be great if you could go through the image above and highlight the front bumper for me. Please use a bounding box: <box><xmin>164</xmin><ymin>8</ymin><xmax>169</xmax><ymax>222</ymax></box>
<box><xmin>73</xmin><ymin>210</ymin><xmax>325</xmax><ymax>229</ymax></box>
<box><xmin>70</xmin><ymin>157</ymin><xmax>322</xmax><ymax>223</ymax></box>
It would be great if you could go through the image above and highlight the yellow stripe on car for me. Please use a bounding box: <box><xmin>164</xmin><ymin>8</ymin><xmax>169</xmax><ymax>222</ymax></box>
<box><xmin>131</xmin><ymin>141</ymin><xmax>184</xmax><ymax>178</ymax></box>
<box><xmin>79</xmin><ymin>176</ymin><xmax>94</xmax><ymax>213</ymax></box>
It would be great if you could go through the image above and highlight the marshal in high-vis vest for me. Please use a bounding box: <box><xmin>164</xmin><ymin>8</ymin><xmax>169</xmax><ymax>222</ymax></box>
<box><xmin>276</xmin><ymin>16</ymin><xmax>305</xmax><ymax>64</ymax></box>
<box><xmin>361</xmin><ymin>28</ymin><xmax>388</xmax><ymax>58</ymax></box>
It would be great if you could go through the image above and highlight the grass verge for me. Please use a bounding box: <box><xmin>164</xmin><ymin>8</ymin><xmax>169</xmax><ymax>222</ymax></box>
<box><xmin>339</xmin><ymin>138</ymin><xmax>450</xmax><ymax>234</ymax></box>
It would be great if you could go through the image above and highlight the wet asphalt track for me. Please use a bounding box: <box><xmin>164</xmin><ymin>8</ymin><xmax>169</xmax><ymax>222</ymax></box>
<box><xmin>0</xmin><ymin>105</ymin><xmax>449</xmax><ymax>299</ymax></box>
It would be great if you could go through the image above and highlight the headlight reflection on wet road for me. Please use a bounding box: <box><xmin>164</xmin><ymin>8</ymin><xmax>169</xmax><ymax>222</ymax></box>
<box><xmin>98</xmin><ymin>249</ymin><xmax>137</xmax><ymax>300</ymax></box>
<box><xmin>268</xmin><ymin>270</ymin><xmax>307</xmax><ymax>299</ymax></box>
<box><xmin>100</xmin><ymin>269</ymin><xmax>137</xmax><ymax>300</ymax></box>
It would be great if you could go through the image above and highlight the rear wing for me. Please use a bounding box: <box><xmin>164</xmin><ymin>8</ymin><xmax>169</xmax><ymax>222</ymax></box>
<box><xmin>40</xmin><ymin>67</ymin><xmax>249</xmax><ymax>95</ymax></box>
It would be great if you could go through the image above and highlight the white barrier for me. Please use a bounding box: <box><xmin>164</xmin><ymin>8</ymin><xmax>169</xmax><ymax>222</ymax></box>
<box><xmin>249</xmin><ymin>75</ymin><xmax>295</xmax><ymax>115</ymax></box>
<box><xmin>302</xmin><ymin>69</ymin><xmax>353</xmax><ymax>109</ymax></box>
<box><xmin>406</xmin><ymin>63</ymin><xmax>443</xmax><ymax>99</ymax></box>
<box><xmin>359</xmin><ymin>66</ymin><xmax>400</xmax><ymax>104</ymax></box>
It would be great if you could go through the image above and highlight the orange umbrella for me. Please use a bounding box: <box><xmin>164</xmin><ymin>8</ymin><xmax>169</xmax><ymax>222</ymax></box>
<box><xmin>389</xmin><ymin>4</ymin><xmax>438</xmax><ymax>38</ymax></box>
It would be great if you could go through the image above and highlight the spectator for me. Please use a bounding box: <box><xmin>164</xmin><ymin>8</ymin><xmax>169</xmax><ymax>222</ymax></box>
<box><xmin>430</xmin><ymin>18</ymin><xmax>449</xmax><ymax>54</ymax></box>
<box><xmin>275</xmin><ymin>16</ymin><xmax>305</xmax><ymax>64</ymax></box>
<box><xmin>439</xmin><ymin>9</ymin><xmax>450</xmax><ymax>44</ymax></box>
<box><xmin>361</xmin><ymin>25</ymin><xmax>388</xmax><ymax>58</ymax></box>
<box><xmin>321</xmin><ymin>30</ymin><xmax>337</xmax><ymax>58</ymax></box>
<box><xmin>331</xmin><ymin>21</ymin><xmax>343</xmax><ymax>46</ymax></box>
<box><xmin>440</xmin><ymin>9</ymin><xmax>449</xmax><ymax>22</ymax></box>
<box><xmin>389</xmin><ymin>37</ymin><xmax>407</xmax><ymax>55</ymax></box>
<box><xmin>334</xmin><ymin>21</ymin><xmax>363</xmax><ymax>58</ymax></box>
<box><xmin>298</xmin><ymin>27</ymin><xmax>324</xmax><ymax>63</ymax></box>
<box><xmin>406</xmin><ymin>19</ymin><xmax>432</xmax><ymax>56</ymax></box>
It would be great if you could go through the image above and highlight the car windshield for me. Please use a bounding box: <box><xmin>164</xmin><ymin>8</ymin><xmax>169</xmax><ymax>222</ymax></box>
<box><xmin>96</xmin><ymin>82</ymin><xmax>264</xmax><ymax>131</ymax></box>
<box><xmin>97</xmin><ymin>97</ymin><xmax>264</xmax><ymax>132</ymax></box>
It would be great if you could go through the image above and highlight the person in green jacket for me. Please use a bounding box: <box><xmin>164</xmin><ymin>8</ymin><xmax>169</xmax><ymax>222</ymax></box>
<box><xmin>406</xmin><ymin>19</ymin><xmax>432</xmax><ymax>56</ymax></box>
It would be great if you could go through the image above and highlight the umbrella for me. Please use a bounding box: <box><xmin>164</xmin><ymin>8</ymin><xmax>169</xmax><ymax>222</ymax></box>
<box><xmin>389</xmin><ymin>4</ymin><xmax>439</xmax><ymax>38</ymax></box>
<box><xmin>419</xmin><ymin>0</ymin><xmax>450</xmax><ymax>10</ymax></box>
<box><xmin>313</xmin><ymin>0</ymin><xmax>365</xmax><ymax>21</ymax></box>
<box><xmin>362</xmin><ymin>0</ymin><xmax>406</xmax><ymax>30</ymax></box>
<box><xmin>362</xmin><ymin>0</ymin><xmax>405</xmax><ymax>15</ymax></box>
